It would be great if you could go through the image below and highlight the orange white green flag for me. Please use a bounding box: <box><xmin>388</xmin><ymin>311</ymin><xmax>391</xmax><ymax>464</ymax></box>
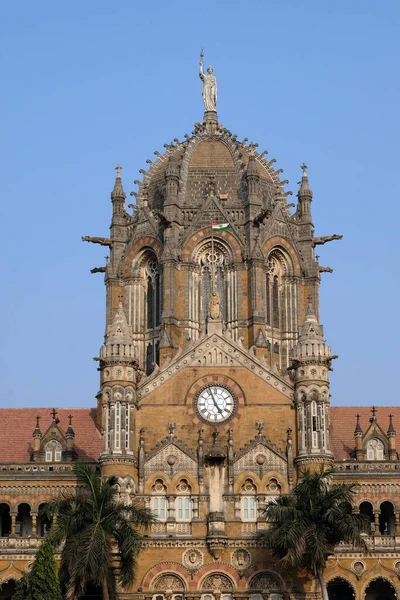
<box><xmin>212</xmin><ymin>222</ymin><xmax>230</xmax><ymax>231</ymax></box>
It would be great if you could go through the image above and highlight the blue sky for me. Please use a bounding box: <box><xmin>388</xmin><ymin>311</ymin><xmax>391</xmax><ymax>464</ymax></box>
<box><xmin>1</xmin><ymin>0</ymin><xmax>399</xmax><ymax>409</ymax></box>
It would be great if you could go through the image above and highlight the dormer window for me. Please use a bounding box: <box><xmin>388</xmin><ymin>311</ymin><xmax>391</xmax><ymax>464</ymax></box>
<box><xmin>367</xmin><ymin>438</ymin><xmax>384</xmax><ymax>461</ymax></box>
<box><xmin>45</xmin><ymin>440</ymin><xmax>62</xmax><ymax>462</ymax></box>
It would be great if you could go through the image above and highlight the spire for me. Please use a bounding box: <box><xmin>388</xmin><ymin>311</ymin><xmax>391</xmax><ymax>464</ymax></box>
<box><xmin>296</xmin><ymin>163</ymin><xmax>313</xmax><ymax>223</ymax></box>
<box><xmin>290</xmin><ymin>298</ymin><xmax>334</xmax><ymax>362</ymax></box>
<box><xmin>388</xmin><ymin>413</ymin><xmax>396</xmax><ymax>436</ymax></box>
<box><xmin>111</xmin><ymin>164</ymin><xmax>126</xmax><ymax>202</ymax></box>
<box><xmin>33</xmin><ymin>415</ymin><xmax>42</xmax><ymax>439</ymax></box>
<box><xmin>354</xmin><ymin>413</ymin><xmax>363</xmax><ymax>435</ymax></box>
<box><xmin>66</xmin><ymin>414</ymin><xmax>75</xmax><ymax>439</ymax></box>
<box><xmin>298</xmin><ymin>163</ymin><xmax>313</xmax><ymax>201</ymax></box>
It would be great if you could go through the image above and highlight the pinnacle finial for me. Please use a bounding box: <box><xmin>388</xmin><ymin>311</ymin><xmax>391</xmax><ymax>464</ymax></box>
<box><xmin>388</xmin><ymin>413</ymin><xmax>396</xmax><ymax>435</ymax></box>
<box><xmin>297</xmin><ymin>163</ymin><xmax>312</xmax><ymax>201</ymax></box>
<box><xmin>111</xmin><ymin>164</ymin><xmax>126</xmax><ymax>201</ymax></box>
<box><xmin>354</xmin><ymin>413</ymin><xmax>363</xmax><ymax>435</ymax></box>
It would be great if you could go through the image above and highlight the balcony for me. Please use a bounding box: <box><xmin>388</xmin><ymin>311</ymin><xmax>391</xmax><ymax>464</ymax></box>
<box><xmin>151</xmin><ymin>522</ymin><xmax>192</xmax><ymax>536</ymax></box>
<box><xmin>337</xmin><ymin>535</ymin><xmax>398</xmax><ymax>552</ymax></box>
<box><xmin>0</xmin><ymin>536</ymin><xmax>42</xmax><ymax>550</ymax></box>
<box><xmin>335</xmin><ymin>461</ymin><xmax>400</xmax><ymax>473</ymax></box>
<box><xmin>0</xmin><ymin>463</ymin><xmax>76</xmax><ymax>475</ymax></box>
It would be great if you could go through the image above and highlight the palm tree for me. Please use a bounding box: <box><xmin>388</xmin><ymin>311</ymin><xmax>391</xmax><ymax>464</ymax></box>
<box><xmin>45</xmin><ymin>464</ymin><xmax>154</xmax><ymax>600</ymax></box>
<box><xmin>258</xmin><ymin>469</ymin><xmax>369</xmax><ymax>600</ymax></box>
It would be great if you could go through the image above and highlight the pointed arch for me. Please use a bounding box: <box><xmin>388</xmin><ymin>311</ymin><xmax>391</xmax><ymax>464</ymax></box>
<box><xmin>127</xmin><ymin>244</ymin><xmax>162</xmax><ymax>372</ymax></box>
<box><xmin>263</xmin><ymin>239</ymin><xmax>301</xmax><ymax>370</ymax></box>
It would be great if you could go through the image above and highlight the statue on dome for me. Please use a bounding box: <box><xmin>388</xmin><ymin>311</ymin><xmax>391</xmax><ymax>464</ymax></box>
<box><xmin>199</xmin><ymin>50</ymin><xmax>217</xmax><ymax>111</ymax></box>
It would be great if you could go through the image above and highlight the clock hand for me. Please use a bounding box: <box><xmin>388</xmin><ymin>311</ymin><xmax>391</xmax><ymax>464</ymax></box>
<box><xmin>209</xmin><ymin>388</ymin><xmax>224</xmax><ymax>416</ymax></box>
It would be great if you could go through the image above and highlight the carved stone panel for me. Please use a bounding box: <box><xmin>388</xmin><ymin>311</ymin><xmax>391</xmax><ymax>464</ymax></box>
<box><xmin>231</xmin><ymin>548</ymin><xmax>251</xmax><ymax>570</ymax></box>
<box><xmin>183</xmin><ymin>548</ymin><xmax>203</xmax><ymax>569</ymax></box>
<box><xmin>249</xmin><ymin>572</ymin><xmax>281</xmax><ymax>592</ymax></box>
<box><xmin>144</xmin><ymin>444</ymin><xmax>197</xmax><ymax>478</ymax></box>
<box><xmin>234</xmin><ymin>444</ymin><xmax>287</xmax><ymax>478</ymax></box>
<box><xmin>152</xmin><ymin>574</ymin><xmax>185</xmax><ymax>592</ymax></box>
<box><xmin>202</xmin><ymin>573</ymin><xmax>234</xmax><ymax>591</ymax></box>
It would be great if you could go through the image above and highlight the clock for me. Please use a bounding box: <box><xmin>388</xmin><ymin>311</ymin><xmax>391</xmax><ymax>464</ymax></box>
<box><xmin>195</xmin><ymin>384</ymin><xmax>236</xmax><ymax>424</ymax></box>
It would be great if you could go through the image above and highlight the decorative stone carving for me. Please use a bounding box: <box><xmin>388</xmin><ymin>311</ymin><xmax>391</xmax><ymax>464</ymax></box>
<box><xmin>231</xmin><ymin>548</ymin><xmax>251</xmax><ymax>570</ymax></box>
<box><xmin>249</xmin><ymin>572</ymin><xmax>281</xmax><ymax>592</ymax></box>
<box><xmin>152</xmin><ymin>573</ymin><xmax>185</xmax><ymax>592</ymax></box>
<box><xmin>183</xmin><ymin>548</ymin><xmax>203</xmax><ymax>569</ymax></box>
<box><xmin>234</xmin><ymin>443</ymin><xmax>287</xmax><ymax>478</ymax></box>
<box><xmin>353</xmin><ymin>561</ymin><xmax>365</xmax><ymax>576</ymax></box>
<box><xmin>144</xmin><ymin>444</ymin><xmax>197</xmax><ymax>478</ymax></box>
<box><xmin>202</xmin><ymin>573</ymin><xmax>234</xmax><ymax>591</ymax></box>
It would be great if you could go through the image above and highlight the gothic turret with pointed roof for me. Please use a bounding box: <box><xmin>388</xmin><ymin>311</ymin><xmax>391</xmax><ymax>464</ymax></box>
<box><xmin>97</xmin><ymin>298</ymin><xmax>138</xmax><ymax>471</ymax></box>
<box><xmin>290</xmin><ymin>300</ymin><xmax>335</xmax><ymax>470</ymax></box>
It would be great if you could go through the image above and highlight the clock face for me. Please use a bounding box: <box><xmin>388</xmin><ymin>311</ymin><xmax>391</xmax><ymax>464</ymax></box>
<box><xmin>196</xmin><ymin>385</ymin><xmax>236</xmax><ymax>423</ymax></box>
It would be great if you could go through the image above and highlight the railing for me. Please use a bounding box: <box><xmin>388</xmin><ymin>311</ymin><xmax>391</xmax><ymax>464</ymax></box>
<box><xmin>336</xmin><ymin>535</ymin><xmax>398</xmax><ymax>551</ymax></box>
<box><xmin>151</xmin><ymin>523</ymin><xmax>192</xmax><ymax>536</ymax></box>
<box><xmin>0</xmin><ymin>463</ymin><xmax>75</xmax><ymax>474</ymax></box>
<box><xmin>0</xmin><ymin>537</ymin><xmax>42</xmax><ymax>549</ymax></box>
<box><xmin>335</xmin><ymin>461</ymin><xmax>400</xmax><ymax>473</ymax></box>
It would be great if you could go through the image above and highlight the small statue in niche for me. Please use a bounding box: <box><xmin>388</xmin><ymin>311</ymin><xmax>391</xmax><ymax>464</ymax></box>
<box><xmin>209</xmin><ymin>290</ymin><xmax>221</xmax><ymax>320</ymax></box>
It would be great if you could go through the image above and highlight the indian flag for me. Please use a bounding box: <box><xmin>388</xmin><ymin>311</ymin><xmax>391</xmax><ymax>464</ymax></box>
<box><xmin>212</xmin><ymin>222</ymin><xmax>230</xmax><ymax>231</ymax></box>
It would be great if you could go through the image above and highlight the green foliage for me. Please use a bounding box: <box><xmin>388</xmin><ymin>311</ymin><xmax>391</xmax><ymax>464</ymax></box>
<box><xmin>258</xmin><ymin>469</ymin><xmax>369</xmax><ymax>597</ymax></box>
<box><xmin>12</xmin><ymin>537</ymin><xmax>61</xmax><ymax>600</ymax></box>
<box><xmin>29</xmin><ymin>536</ymin><xmax>62</xmax><ymax>600</ymax></box>
<box><xmin>46</xmin><ymin>463</ymin><xmax>155</xmax><ymax>600</ymax></box>
<box><xmin>12</xmin><ymin>575</ymin><xmax>30</xmax><ymax>600</ymax></box>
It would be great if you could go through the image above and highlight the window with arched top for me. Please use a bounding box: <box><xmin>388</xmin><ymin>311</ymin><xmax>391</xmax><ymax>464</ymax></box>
<box><xmin>200</xmin><ymin>242</ymin><xmax>226</xmax><ymax>321</ymax></box>
<box><xmin>241</xmin><ymin>479</ymin><xmax>257</xmax><ymax>522</ymax></box>
<box><xmin>265</xmin><ymin>257</ymin><xmax>281</xmax><ymax>329</ymax></box>
<box><xmin>175</xmin><ymin>480</ymin><xmax>192</xmax><ymax>522</ymax></box>
<box><xmin>144</xmin><ymin>255</ymin><xmax>161</xmax><ymax>373</ymax></box>
<box><xmin>187</xmin><ymin>239</ymin><xmax>238</xmax><ymax>342</ymax></box>
<box><xmin>151</xmin><ymin>479</ymin><xmax>167</xmax><ymax>521</ymax></box>
<box><xmin>366</xmin><ymin>438</ymin><xmax>384</xmax><ymax>461</ymax></box>
<box><xmin>45</xmin><ymin>440</ymin><xmax>62</xmax><ymax>462</ymax></box>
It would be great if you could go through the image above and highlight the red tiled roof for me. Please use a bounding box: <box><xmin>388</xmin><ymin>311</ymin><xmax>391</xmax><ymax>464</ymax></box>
<box><xmin>0</xmin><ymin>408</ymin><xmax>102</xmax><ymax>463</ymax></box>
<box><xmin>329</xmin><ymin>406</ymin><xmax>400</xmax><ymax>460</ymax></box>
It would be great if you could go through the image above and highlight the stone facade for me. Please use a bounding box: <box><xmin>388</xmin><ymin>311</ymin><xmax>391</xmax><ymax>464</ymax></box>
<box><xmin>0</xmin><ymin>102</ymin><xmax>399</xmax><ymax>600</ymax></box>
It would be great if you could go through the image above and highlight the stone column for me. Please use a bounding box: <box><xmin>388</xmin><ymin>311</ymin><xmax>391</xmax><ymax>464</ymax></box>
<box><xmin>10</xmin><ymin>512</ymin><xmax>17</xmax><ymax>537</ymax></box>
<box><xmin>192</xmin><ymin>496</ymin><xmax>199</xmax><ymax>520</ymax></box>
<box><xmin>31</xmin><ymin>513</ymin><xmax>38</xmax><ymax>537</ymax></box>
<box><xmin>234</xmin><ymin>496</ymin><xmax>241</xmax><ymax>520</ymax></box>
<box><xmin>395</xmin><ymin>511</ymin><xmax>400</xmax><ymax>535</ymax></box>
<box><xmin>374</xmin><ymin>511</ymin><xmax>380</xmax><ymax>535</ymax></box>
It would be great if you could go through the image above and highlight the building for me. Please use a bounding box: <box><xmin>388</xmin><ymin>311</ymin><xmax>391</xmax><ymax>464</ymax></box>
<box><xmin>0</xmin><ymin>65</ymin><xmax>399</xmax><ymax>600</ymax></box>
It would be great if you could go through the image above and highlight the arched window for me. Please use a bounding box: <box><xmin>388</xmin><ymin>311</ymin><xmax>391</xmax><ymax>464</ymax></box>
<box><xmin>145</xmin><ymin>255</ymin><xmax>161</xmax><ymax>373</ymax></box>
<box><xmin>265</xmin><ymin>258</ymin><xmax>281</xmax><ymax>329</ymax></box>
<box><xmin>45</xmin><ymin>440</ymin><xmax>62</xmax><ymax>462</ymax></box>
<box><xmin>175</xmin><ymin>480</ymin><xmax>191</xmax><ymax>522</ymax></box>
<box><xmin>311</xmin><ymin>400</ymin><xmax>318</xmax><ymax>448</ymax></box>
<box><xmin>241</xmin><ymin>479</ymin><xmax>257</xmax><ymax>522</ymax></box>
<box><xmin>366</xmin><ymin>438</ymin><xmax>384</xmax><ymax>461</ymax></box>
<box><xmin>151</xmin><ymin>480</ymin><xmax>167</xmax><ymax>521</ymax></box>
<box><xmin>200</xmin><ymin>242</ymin><xmax>226</xmax><ymax>322</ymax></box>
